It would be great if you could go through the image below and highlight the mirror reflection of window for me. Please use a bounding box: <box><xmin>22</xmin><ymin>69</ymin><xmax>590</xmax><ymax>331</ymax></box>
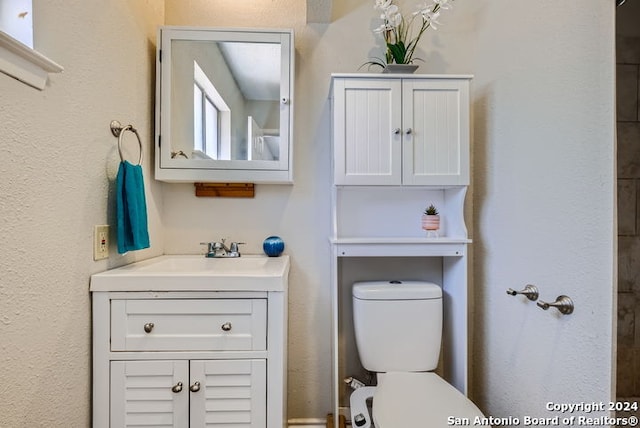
<box><xmin>193</xmin><ymin>60</ymin><xmax>230</xmax><ymax>160</ymax></box>
<box><xmin>193</xmin><ymin>82</ymin><xmax>219</xmax><ymax>159</ymax></box>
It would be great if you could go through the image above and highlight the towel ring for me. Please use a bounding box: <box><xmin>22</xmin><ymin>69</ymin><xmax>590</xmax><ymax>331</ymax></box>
<box><xmin>110</xmin><ymin>120</ymin><xmax>142</xmax><ymax>165</ymax></box>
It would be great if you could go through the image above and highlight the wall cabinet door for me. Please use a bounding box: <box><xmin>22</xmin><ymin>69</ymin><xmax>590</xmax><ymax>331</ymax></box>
<box><xmin>110</xmin><ymin>359</ymin><xmax>266</xmax><ymax>428</ymax></box>
<box><xmin>333</xmin><ymin>78</ymin><xmax>403</xmax><ymax>185</ymax></box>
<box><xmin>402</xmin><ymin>79</ymin><xmax>469</xmax><ymax>185</ymax></box>
<box><xmin>333</xmin><ymin>76</ymin><xmax>470</xmax><ymax>186</ymax></box>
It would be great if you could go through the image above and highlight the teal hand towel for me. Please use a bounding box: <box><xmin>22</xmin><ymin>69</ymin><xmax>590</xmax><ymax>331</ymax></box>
<box><xmin>116</xmin><ymin>161</ymin><xmax>150</xmax><ymax>254</ymax></box>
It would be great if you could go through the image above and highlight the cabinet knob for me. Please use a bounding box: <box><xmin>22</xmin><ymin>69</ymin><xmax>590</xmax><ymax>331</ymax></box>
<box><xmin>221</xmin><ymin>322</ymin><xmax>232</xmax><ymax>332</ymax></box>
<box><xmin>405</xmin><ymin>128</ymin><xmax>413</xmax><ymax>135</ymax></box>
<box><xmin>171</xmin><ymin>382</ymin><xmax>183</xmax><ymax>393</ymax></box>
<box><xmin>392</xmin><ymin>128</ymin><xmax>401</xmax><ymax>135</ymax></box>
<box><xmin>143</xmin><ymin>322</ymin><xmax>154</xmax><ymax>333</ymax></box>
<box><xmin>190</xmin><ymin>381</ymin><xmax>201</xmax><ymax>392</ymax></box>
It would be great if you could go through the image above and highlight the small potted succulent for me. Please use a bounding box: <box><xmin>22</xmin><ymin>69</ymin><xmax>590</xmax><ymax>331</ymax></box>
<box><xmin>422</xmin><ymin>204</ymin><xmax>440</xmax><ymax>236</ymax></box>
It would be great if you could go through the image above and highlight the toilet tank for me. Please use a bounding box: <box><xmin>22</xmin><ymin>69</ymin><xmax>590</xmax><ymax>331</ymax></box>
<box><xmin>352</xmin><ymin>281</ymin><xmax>442</xmax><ymax>372</ymax></box>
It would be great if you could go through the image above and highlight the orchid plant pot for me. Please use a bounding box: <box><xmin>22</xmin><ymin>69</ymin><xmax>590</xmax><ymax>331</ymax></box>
<box><xmin>382</xmin><ymin>64</ymin><xmax>419</xmax><ymax>74</ymax></box>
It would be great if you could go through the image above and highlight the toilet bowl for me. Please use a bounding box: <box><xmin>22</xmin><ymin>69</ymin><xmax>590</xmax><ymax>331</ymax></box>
<box><xmin>351</xmin><ymin>281</ymin><xmax>487</xmax><ymax>427</ymax></box>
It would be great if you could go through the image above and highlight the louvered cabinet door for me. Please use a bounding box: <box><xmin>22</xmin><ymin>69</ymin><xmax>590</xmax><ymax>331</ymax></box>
<box><xmin>189</xmin><ymin>359</ymin><xmax>267</xmax><ymax>428</ymax></box>
<box><xmin>110</xmin><ymin>360</ymin><xmax>189</xmax><ymax>428</ymax></box>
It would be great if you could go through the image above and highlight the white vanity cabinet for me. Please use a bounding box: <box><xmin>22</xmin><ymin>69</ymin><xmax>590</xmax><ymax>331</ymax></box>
<box><xmin>332</xmin><ymin>74</ymin><xmax>470</xmax><ymax>186</ymax></box>
<box><xmin>91</xmin><ymin>256</ymin><xmax>289</xmax><ymax>428</ymax></box>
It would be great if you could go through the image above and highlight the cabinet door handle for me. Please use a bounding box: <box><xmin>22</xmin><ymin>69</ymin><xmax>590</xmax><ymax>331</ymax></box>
<box><xmin>221</xmin><ymin>322</ymin><xmax>232</xmax><ymax>332</ymax></box>
<box><xmin>405</xmin><ymin>128</ymin><xmax>413</xmax><ymax>135</ymax></box>
<box><xmin>392</xmin><ymin>128</ymin><xmax>401</xmax><ymax>135</ymax></box>
<box><xmin>143</xmin><ymin>323</ymin><xmax>154</xmax><ymax>333</ymax></box>
<box><xmin>171</xmin><ymin>382</ymin><xmax>183</xmax><ymax>393</ymax></box>
<box><xmin>190</xmin><ymin>381</ymin><xmax>201</xmax><ymax>392</ymax></box>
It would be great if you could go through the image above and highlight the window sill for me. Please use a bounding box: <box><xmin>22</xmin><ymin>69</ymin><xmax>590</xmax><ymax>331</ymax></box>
<box><xmin>0</xmin><ymin>31</ymin><xmax>63</xmax><ymax>90</ymax></box>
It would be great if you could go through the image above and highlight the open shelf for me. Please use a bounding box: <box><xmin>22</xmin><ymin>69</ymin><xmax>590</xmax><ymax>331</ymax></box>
<box><xmin>330</xmin><ymin>237</ymin><xmax>470</xmax><ymax>257</ymax></box>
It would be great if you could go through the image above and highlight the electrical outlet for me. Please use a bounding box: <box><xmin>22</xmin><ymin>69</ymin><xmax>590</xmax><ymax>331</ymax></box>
<box><xmin>94</xmin><ymin>225</ymin><xmax>110</xmax><ymax>261</ymax></box>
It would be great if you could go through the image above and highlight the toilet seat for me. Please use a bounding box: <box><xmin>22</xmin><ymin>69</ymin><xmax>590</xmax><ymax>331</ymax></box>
<box><xmin>372</xmin><ymin>372</ymin><xmax>486</xmax><ymax>427</ymax></box>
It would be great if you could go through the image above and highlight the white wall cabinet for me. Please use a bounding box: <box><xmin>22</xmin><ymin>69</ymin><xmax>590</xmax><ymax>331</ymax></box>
<box><xmin>91</xmin><ymin>289</ymin><xmax>286</xmax><ymax>428</ymax></box>
<box><xmin>332</xmin><ymin>75</ymin><xmax>470</xmax><ymax>186</ymax></box>
<box><xmin>329</xmin><ymin>74</ymin><xmax>472</xmax><ymax>428</ymax></box>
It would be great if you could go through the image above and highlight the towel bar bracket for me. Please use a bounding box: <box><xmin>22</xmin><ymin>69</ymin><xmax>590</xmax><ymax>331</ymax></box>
<box><xmin>110</xmin><ymin>120</ymin><xmax>127</xmax><ymax>137</ymax></box>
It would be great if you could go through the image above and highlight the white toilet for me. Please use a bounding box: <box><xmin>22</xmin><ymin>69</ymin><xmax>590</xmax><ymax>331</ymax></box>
<box><xmin>351</xmin><ymin>280</ymin><xmax>486</xmax><ymax>427</ymax></box>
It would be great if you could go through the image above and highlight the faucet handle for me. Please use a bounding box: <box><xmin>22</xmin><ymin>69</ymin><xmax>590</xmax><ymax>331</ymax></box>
<box><xmin>228</xmin><ymin>242</ymin><xmax>245</xmax><ymax>255</ymax></box>
<box><xmin>229</xmin><ymin>242</ymin><xmax>245</xmax><ymax>251</ymax></box>
<box><xmin>199</xmin><ymin>242</ymin><xmax>217</xmax><ymax>257</ymax></box>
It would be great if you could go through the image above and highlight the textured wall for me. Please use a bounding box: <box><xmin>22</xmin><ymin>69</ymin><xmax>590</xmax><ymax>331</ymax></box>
<box><xmin>0</xmin><ymin>1</ymin><xmax>164</xmax><ymax>426</ymax></box>
<box><xmin>470</xmin><ymin>0</ymin><xmax>615</xmax><ymax>417</ymax></box>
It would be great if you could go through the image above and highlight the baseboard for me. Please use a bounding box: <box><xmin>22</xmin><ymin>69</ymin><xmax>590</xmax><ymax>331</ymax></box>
<box><xmin>287</xmin><ymin>417</ymin><xmax>327</xmax><ymax>427</ymax></box>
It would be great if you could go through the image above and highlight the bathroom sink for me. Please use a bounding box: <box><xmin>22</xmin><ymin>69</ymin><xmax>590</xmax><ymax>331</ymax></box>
<box><xmin>90</xmin><ymin>255</ymin><xmax>289</xmax><ymax>292</ymax></box>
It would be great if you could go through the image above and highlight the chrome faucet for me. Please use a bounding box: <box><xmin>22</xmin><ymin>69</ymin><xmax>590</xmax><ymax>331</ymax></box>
<box><xmin>200</xmin><ymin>239</ymin><xmax>244</xmax><ymax>258</ymax></box>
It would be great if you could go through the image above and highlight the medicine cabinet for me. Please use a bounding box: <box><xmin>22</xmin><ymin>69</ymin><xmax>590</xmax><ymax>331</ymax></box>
<box><xmin>155</xmin><ymin>27</ymin><xmax>294</xmax><ymax>183</ymax></box>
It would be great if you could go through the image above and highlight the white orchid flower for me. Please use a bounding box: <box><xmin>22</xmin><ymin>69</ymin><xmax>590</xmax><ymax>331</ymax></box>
<box><xmin>383</xmin><ymin>4</ymin><xmax>400</xmax><ymax>17</ymax></box>
<box><xmin>424</xmin><ymin>10</ymin><xmax>442</xmax><ymax>29</ymax></box>
<box><xmin>365</xmin><ymin>0</ymin><xmax>456</xmax><ymax>69</ymax></box>
<box><xmin>373</xmin><ymin>23</ymin><xmax>392</xmax><ymax>33</ymax></box>
<box><xmin>414</xmin><ymin>1</ymin><xmax>433</xmax><ymax>16</ymax></box>
<box><xmin>374</xmin><ymin>0</ymin><xmax>393</xmax><ymax>10</ymax></box>
<box><xmin>434</xmin><ymin>0</ymin><xmax>453</xmax><ymax>10</ymax></box>
<box><xmin>385</xmin><ymin>9</ymin><xmax>403</xmax><ymax>27</ymax></box>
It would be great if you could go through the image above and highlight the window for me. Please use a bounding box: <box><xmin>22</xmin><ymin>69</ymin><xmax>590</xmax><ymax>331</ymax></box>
<box><xmin>0</xmin><ymin>0</ymin><xmax>32</xmax><ymax>47</ymax></box>
<box><xmin>194</xmin><ymin>82</ymin><xmax>220</xmax><ymax>159</ymax></box>
<box><xmin>192</xmin><ymin>61</ymin><xmax>230</xmax><ymax>160</ymax></box>
<box><xmin>0</xmin><ymin>0</ymin><xmax>62</xmax><ymax>90</ymax></box>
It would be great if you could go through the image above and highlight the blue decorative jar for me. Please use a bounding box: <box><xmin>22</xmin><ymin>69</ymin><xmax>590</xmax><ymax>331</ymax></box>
<box><xmin>263</xmin><ymin>236</ymin><xmax>285</xmax><ymax>257</ymax></box>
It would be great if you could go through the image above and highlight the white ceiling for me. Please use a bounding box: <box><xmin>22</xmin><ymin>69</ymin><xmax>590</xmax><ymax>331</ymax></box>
<box><xmin>218</xmin><ymin>42</ymin><xmax>281</xmax><ymax>101</ymax></box>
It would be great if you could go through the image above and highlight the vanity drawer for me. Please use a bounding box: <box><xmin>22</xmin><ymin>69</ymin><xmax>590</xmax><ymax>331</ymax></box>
<box><xmin>110</xmin><ymin>299</ymin><xmax>267</xmax><ymax>351</ymax></box>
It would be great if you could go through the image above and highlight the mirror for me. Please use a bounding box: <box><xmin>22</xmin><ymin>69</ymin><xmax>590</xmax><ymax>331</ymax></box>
<box><xmin>155</xmin><ymin>27</ymin><xmax>294</xmax><ymax>183</ymax></box>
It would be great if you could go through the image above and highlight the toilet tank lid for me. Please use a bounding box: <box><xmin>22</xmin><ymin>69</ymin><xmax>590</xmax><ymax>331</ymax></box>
<box><xmin>353</xmin><ymin>281</ymin><xmax>442</xmax><ymax>300</ymax></box>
